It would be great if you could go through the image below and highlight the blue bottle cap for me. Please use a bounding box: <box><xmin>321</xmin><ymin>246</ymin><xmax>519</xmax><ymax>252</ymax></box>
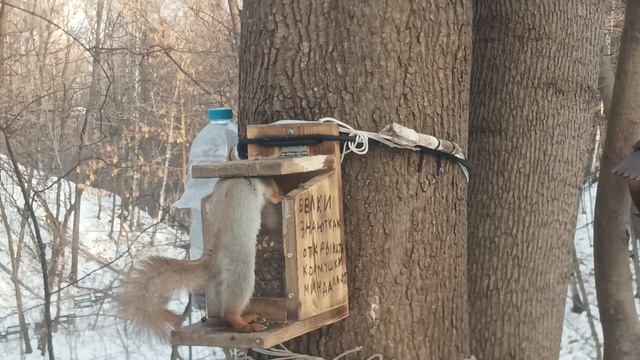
<box><xmin>208</xmin><ymin>108</ymin><xmax>233</xmax><ymax>122</ymax></box>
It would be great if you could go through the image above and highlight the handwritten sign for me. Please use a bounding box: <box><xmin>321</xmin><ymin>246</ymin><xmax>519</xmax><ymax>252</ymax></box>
<box><xmin>292</xmin><ymin>172</ymin><xmax>348</xmax><ymax>318</ymax></box>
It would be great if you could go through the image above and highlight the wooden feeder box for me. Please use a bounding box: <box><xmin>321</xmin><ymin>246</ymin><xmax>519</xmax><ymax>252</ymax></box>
<box><xmin>171</xmin><ymin>123</ymin><xmax>349</xmax><ymax>348</ymax></box>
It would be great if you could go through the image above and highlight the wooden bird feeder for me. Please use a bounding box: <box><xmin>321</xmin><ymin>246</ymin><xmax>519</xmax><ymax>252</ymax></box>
<box><xmin>171</xmin><ymin>122</ymin><xmax>349</xmax><ymax>348</ymax></box>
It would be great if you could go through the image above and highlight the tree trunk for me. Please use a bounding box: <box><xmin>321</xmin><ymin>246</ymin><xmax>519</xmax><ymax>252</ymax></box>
<box><xmin>589</xmin><ymin>43</ymin><xmax>617</xmax><ymax>179</ymax></box>
<box><xmin>70</xmin><ymin>186</ymin><xmax>83</xmax><ymax>280</ymax></box>
<box><xmin>240</xmin><ymin>2</ymin><xmax>471</xmax><ymax>359</ymax></box>
<box><xmin>157</xmin><ymin>74</ymin><xmax>181</xmax><ymax>225</ymax></box>
<box><xmin>226</xmin><ymin>0</ymin><xmax>241</xmax><ymax>52</ymax></box>
<box><xmin>468</xmin><ymin>2</ymin><xmax>603</xmax><ymax>359</ymax></box>
<box><xmin>1</xmin><ymin>4</ymin><xmax>33</xmax><ymax>355</ymax></box>
<box><xmin>572</xmin><ymin>243</ymin><xmax>602</xmax><ymax>360</ymax></box>
<box><xmin>599</xmin><ymin>44</ymin><xmax>615</xmax><ymax>120</ymax></box>
<box><xmin>0</xmin><ymin>2</ymin><xmax>6</xmax><ymax>67</ymax></box>
<box><xmin>0</xmin><ymin>195</ymin><xmax>33</xmax><ymax>354</ymax></box>
<box><xmin>594</xmin><ymin>1</ymin><xmax>640</xmax><ymax>359</ymax></box>
<box><xmin>630</xmin><ymin>206</ymin><xmax>640</xmax><ymax>298</ymax></box>
<box><xmin>72</xmin><ymin>0</ymin><xmax>105</xmax><ymax>280</ymax></box>
<box><xmin>109</xmin><ymin>193</ymin><xmax>116</xmax><ymax>240</ymax></box>
<box><xmin>3</xmin><ymin>135</ymin><xmax>55</xmax><ymax>360</ymax></box>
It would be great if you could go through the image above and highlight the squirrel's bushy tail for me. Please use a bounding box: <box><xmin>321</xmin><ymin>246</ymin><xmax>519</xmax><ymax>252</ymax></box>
<box><xmin>118</xmin><ymin>256</ymin><xmax>212</xmax><ymax>340</ymax></box>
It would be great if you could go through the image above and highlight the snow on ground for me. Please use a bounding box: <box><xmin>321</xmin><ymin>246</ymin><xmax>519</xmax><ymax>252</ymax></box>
<box><xmin>0</xmin><ymin>161</ymin><xmax>638</xmax><ymax>359</ymax></box>
<box><xmin>0</xmin><ymin>160</ymin><xmax>225</xmax><ymax>359</ymax></box>
<box><xmin>560</xmin><ymin>182</ymin><xmax>640</xmax><ymax>360</ymax></box>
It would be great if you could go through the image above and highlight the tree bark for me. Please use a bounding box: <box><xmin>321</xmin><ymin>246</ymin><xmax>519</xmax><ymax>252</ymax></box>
<box><xmin>227</xmin><ymin>0</ymin><xmax>241</xmax><ymax>52</ymax></box>
<box><xmin>468</xmin><ymin>1</ymin><xmax>603</xmax><ymax>359</ymax></box>
<box><xmin>594</xmin><ymin>1</ymin><xmax>640</xmax><ymax>359</ymax></box>
<box><xmin>630</xmin><ymin>206</ymin><xmax>640</xmax><ymax>299</ymax></box>
<box><xmin>599</xmin><ymin>44</ymin><xmax>615</xmax><ymax>120</ymax></box>
<box><xmin>240</xmin><ymin>1</ymin><xmax>471</xmax><ymax>359</ymax></box>
<box><xmin>0</xmin><ymin>2</ymin><xmax>6</xmax><ymax>68</ymax></box>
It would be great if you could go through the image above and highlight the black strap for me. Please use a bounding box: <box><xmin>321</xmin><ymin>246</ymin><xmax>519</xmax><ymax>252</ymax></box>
<box><xmin>237</xmin><ymin>135</ymin><xmax>356</xmax><ymax>159</ymax></box>
<box><xmin>239</xmin><ymin>135</ymin><xmax>357</xmax><ymax>147</ymax></box>
<box><xmin>239</xmin><ymin>135</ymin><xmax>471</xmax><ymax>176</ymax></box>
<box><xmin>419</xmin><ymin>147</ymin><xmax>472</xmax><ymax>176</ymax></box>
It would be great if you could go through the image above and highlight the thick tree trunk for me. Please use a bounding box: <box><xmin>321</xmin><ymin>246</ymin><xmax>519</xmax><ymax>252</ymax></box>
<box><xmin>468</xmin><ymin>1</ymin><xmax>603</xmax><ymax>359</ymax></box>
<box><xmin>240</xmin><ymin>2</ymin><xmax>471</xmax><ymax>359</ymax></box>
<box><xmin>594</xmin><ymin>2</ymin><xmax>640</xmax><ymax>359</ymax></box>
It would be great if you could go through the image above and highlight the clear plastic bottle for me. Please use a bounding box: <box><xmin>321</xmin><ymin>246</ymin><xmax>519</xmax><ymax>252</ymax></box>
<box><xmin>174</xmin><ymin>108</ymin><xmax>237</xmax><ymax>259</ymax></box>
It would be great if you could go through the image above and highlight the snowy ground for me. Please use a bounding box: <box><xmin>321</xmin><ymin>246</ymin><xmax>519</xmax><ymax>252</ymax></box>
<box><xmin>0</xmin><ymin>161</ymin><xmax>224</xmax><ymax>359</ymax></box>
<box><xmin>0</xmin><ymin>162</ymin><xmax>637</xmax><ymax>359</ymax></box>
<box><xmin>560</xmin><ymin>183</ymin><xmax>640</xmax><ymax>360</ymax></box>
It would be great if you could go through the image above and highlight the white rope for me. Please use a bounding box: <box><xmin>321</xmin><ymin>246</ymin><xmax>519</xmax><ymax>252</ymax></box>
<box><xmin>317</xmin><ymin>117</ymin><xmax>417</xmax><ymax>161</ymax></box>
<box><xmin>245</xmin><ymin>344</ymin><xmax>383</xmax><ymax>360</ymax></box>
<box><xmin>272</xmin><ymin>117</ymin><xmax>469</xmax><ymax>181</ymax></box>
<box><xmin>249</xmin><ymin>344</ymin><xmax>322</xmax><ymax>359</ymax></box>
<box><xmin>318</xmin><ymin>117</ymin><xmax>469</xmax><ymax>181</ymax></box>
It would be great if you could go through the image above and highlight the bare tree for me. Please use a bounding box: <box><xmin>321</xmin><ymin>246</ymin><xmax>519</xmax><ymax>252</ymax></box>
<box><xmin>71</xmin><ymin>0</ymin><xmax>106</xmax><ymax>281</ymax></box>
<box><xmin>0</xmin><ymin>2</ymin><xmax>31</xmax><ymax>354</ymax></box>
<box><xmin>594</xmin><ymin>1</ymin><xmax>640</xmax><ymax>358</ymax></box>
<box><xmin>2</xmin><ymin>134</ymin><xmax>55</xmax><ymax>360</ymax></box>
<box><xmin>0</xmin><ymin>193</ymin><xmax>33</xmax><ymax>353</ymax></box>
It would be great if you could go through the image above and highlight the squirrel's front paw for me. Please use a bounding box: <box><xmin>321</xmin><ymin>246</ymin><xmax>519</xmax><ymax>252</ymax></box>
<box><xmin>241</xmin><ymin>322</ymin><xmax>266</xmax><ymax>332</ymax></box>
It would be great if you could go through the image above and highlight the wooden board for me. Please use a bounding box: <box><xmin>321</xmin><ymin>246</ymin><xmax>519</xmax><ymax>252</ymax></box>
<box><xmin>281</xmin><ymin>197</ymin><xmax>300</xmax><ymax>320</ymax></box>
<box><xmin>288</xmin><ymin>171</ymin><xmax>348</xmax><ymax>319</ymax></box>
<box><xmin>192</xmin><ymin>155</ymin><xmax>335</xmax><ymax>179</ymax></box>
<box><xmin>247</xmin><ymin>123</ymin><xmax>340</xmax><ymax>160</ymax></box>
<box><xmin>171</xmin><ymin>304</ymin><xmax>349</xmax><ymax>349</ymax></box>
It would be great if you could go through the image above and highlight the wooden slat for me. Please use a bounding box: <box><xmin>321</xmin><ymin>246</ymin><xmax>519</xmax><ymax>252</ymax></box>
<box><xmin>247</xmin><ymin>123</ymin><xmax>338</xmax><ymax>138</ymax></box>
<box><xmin>247</xmin><ymin>123</ymin><xmax>340</xmax><ymax>160</ymax></box>
<box><xmin>170</xmin><ymin>304</ymin><xmax>349</xmax><ymax>349</ymax></box>
<box><xmin>192</xmin><ymin>155</ymin><xmax>335</xmax><ymax>179</ymax></box>
<box><xmin>282</xmin><ymin>197</ymin><xmax>300</xmax><ymax>321</ymax></box>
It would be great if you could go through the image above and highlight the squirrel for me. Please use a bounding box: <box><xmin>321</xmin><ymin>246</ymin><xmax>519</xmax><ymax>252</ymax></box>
<box><xmin>118</xmin><ymin>177</ymin><xmax>283</xmax><ymax>340</ymax></box>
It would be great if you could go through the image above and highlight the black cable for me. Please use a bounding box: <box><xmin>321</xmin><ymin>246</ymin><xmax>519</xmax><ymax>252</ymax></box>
<box><xmin>238</xmin><ymin>134</ymin><xmax>471</xmax><ymax>175</ymax></box>
<box><xmin>239</xmin><ymin>135</ymin><xmax>357</xmax><ymax>147</ymax></box>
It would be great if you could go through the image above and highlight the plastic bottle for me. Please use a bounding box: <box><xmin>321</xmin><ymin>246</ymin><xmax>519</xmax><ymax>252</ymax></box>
<box><xmin>174</xmin><ymin>108</ymin><xmax>237</xmax><ymax>259</ymax></box>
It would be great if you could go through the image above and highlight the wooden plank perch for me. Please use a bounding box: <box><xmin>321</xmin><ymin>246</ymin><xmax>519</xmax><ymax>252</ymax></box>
<box><xmin>171</xmin><ymin>304</ymin><xmax>348</xmax><ymax>349</ymax></box>
<box><xmin>192</xmin><ymin>155</ymin><xmax>336</xmax><ymax>179</ymax></box>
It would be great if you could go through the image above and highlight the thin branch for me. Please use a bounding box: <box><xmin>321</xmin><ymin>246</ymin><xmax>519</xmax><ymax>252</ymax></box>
<box><xmin>2</xmin><ymin>131</ymin><xmax>55</xmax><ymax>360</ymax></box>
<box><xmin>572</xmin><ymin>243</ymin><xmax>602</xmax><ymax>360</ymax></box>
<box><xmin>162</xmin><ymin>48</ymin><xmax>213</xmax><ymax>95</ymax></box>
<box><xmin>0</xmin><ymin>0</ymin><xmax>113</xmax><ymax>140</ymax></box>
<box><xmin>51</xmin><ymin>216</ymin><xmax>167</xmax><ymax>296</ymax></box>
